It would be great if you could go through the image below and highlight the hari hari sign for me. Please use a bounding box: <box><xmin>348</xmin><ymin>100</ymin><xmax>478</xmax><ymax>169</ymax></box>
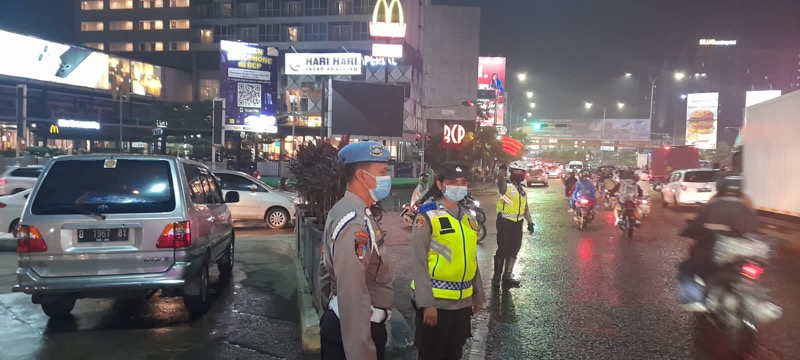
<box><xmin>370</xmin><ymin>0</ymin><xmax>407</xmax><ymax>38</ymax></box>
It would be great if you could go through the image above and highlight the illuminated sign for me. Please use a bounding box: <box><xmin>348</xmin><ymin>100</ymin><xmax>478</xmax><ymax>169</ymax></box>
<box><xmin>444</xmin><ymin>124</ymin><xmax>466</xmax><ymax>144</ymax></box>
<box><xmin>49</xmin><ymin>125</ymin><xmax>59</xmax><ymax>134</ymax></box>
<box><xmin>370</xmin><ymin>0</ymin><xmax>407</xmax><ymax>38</ymax></box>
<box><xmin>364</xmin><ymin>55</ymin><xmax>398</xmax><ymax>67</ymax></box>
<box><xmin>225</xmin><ymin>114</ymin><xmax>278</xmax><ymax>133</ymax></box>
<box><xmin>285</xmin><ymin>53</ymin><xmax>362</xmax><ymax>75</ymax></box>
<box><xmin>372</xmin><ymin>43</ymin><xmax>403</xmax><ymax>58</ymax></box>
<box><xmin>57</xmin><ymin>119</ymin><xmax>101</xmax><ymax>130</ymax></box>
<box><xmin>699</xmin><ymin>39</ymin><xmax>737</xmax><ymax>46</ymax></box>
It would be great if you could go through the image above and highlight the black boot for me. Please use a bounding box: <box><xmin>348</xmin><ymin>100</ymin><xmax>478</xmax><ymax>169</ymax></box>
<box><xmin>502</xmin><ymin>257</ymin><xmax>521</xmax><ymax>288</ymax></box>
<box><xmin>492</xmin><ymin>255</ymin><xmax>504</xmax><ymax>287</ymax></box>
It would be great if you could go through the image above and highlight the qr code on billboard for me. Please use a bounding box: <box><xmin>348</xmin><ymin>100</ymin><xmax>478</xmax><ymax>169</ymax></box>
<box><xmin>237</xmin><ymin>83</ymin><xmax>261</xmax><ymax>108</ymax></box>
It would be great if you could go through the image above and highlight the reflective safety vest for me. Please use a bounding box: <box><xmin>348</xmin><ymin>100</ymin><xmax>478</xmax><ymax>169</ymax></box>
<box><xmin>411</xmin><ymin>203</ymin><xmax>479</xmax><ymax>300</ymax></box>
<box><xmin>496</xmin><ymin>182</ymin><xmax>526</xmax><ymax>222</ymax></box>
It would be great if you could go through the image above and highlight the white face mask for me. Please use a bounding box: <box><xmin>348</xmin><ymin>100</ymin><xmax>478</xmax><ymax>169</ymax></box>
<box><xmin>443</xmin><ymin>185</ymin><xmax>468</xmax><ymax>202</ymax></box>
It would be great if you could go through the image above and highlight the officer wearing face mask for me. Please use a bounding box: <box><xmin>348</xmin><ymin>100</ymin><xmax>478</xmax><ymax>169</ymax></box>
<box><xmin>411</xmin><ymin>163</ymin><xmax>485</xmax><ymax>360</ymax></box>
<box><xmin>319</xmin><ymin>141</ymin><xmax>394</xmax><ymax>360</ymax></box>
<box><xmin>494</xmin><ymin>161</ymin><xmax>534</xmax><ymax>288</ymax></box>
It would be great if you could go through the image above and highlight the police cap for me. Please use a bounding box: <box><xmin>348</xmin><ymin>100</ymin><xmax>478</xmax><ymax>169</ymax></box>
<box><xmin>436</xmin><ymin>163</ymin><xmax>472</xmax><ymax>181</ymax></box>
<box><xmin>337</xmin><ymin>141</ymin><xmax>391</xmax><ymax>164</ymax></box>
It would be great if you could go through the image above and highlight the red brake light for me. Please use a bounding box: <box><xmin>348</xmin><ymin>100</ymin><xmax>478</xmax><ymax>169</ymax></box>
<box><xmin>0</xmin><ymin>203</ymin><xmax>6</xmax><ymax>208</ymax></box>
<box><xmin>579</xmin><ymin>198</ymin><xmax>590</xmax><ymax>205</ymax></box>
<box><xmin>741</xmin><ymin>263</ymin><xmax>763</xmax><ymax>279</ymax></box>
<box><xmin>0</xmin><ymin>179</ymin><xmax>6</xmax><ymax>185</ymax></box>
<box><xmin>664</xmin><ymin>146</ymin><xmax>671</xmax><ymax>150</ymax></box>
<box><xmin>156</xmin><ymin>221</ymin><xmax>192</xmax><ymax>248</ymax></box>
<box><xmin>680</xmin><ymin>183</ymin><xmax>687</xmax><ymax>191</ymax></box>
<box><xmin>17</xmin><ymin>225</ymin><xmax>47</xmax><ymax>253</ymax></box>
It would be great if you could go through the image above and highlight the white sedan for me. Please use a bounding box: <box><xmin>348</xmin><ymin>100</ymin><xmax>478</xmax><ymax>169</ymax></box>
<box><xmin>214</xmin><ymin>170</ymin><xmax>299</xmax><ymax>229</ymax></box>
<box><xmin>0</xmin><ymin>188</ymin><xmax>31</xmax><ymax>235</ymax></box>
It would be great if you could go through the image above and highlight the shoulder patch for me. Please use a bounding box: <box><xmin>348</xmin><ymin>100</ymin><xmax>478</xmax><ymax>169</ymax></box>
<box><xmin>415</xmin><ymin>216</ymin><xmax>426</xmax><ymax>228</ymax></box>
<box><xmin>468</xmin><ymin>218</ymin><xmax>479</xmax><ymax>231</ymax></box>
<box><xmin>354</xmin><ymin>231</ymin><xmax>369</xmax><ymax>259</ymax></box>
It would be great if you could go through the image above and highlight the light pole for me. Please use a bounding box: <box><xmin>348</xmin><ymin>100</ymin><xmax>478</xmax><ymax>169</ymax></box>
<box><xmin>647</xmin><ymin>71</ymin><xmax>684</xmax><ymax>131</ymax></box>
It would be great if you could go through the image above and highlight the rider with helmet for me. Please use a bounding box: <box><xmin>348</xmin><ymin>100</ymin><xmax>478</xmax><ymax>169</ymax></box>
<box><xmin>411</xmin><ymin>172</ymin><xmax>430</xmax><ymax>206</ymax></box>
<box><xmin>610</xmin><ymin>169</ymin><xmax>644</xmax><ymax>227</ymax></box>
<box><xmin>494</xmin><ymin>161</ymin><xmax>535</xmax><ymax>288</ymax></box>
<box><xmin>563</xmin><ymin>170</ymin><xmax>579</xmax><ymax>198</ymax></box>
<box><xmin>570</xmin><ymin>170</ymin><xmax>597</xmax><ymax>210</ymax></box>
<box><xmin>678</xmin><ymin>175</ymin><xmax>756</xmax><ymax>310</ymax></box>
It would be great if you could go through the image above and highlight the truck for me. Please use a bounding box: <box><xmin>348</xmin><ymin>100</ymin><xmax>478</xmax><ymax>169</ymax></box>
<box><xmin>741</xmin><ymin>90</ymin><xmax>800</xmax><ymax>221</ymax></box>
<box><xmin>647</xmin><ymin>145</ymin><xmax>700</xmax><ymax>186</ymax></box>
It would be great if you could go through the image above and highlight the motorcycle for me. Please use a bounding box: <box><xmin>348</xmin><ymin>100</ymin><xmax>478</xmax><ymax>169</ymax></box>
<box><xmin>618</xmin><ymin>199</ymin><xmax>639</xmax><ymax>238</ymax></box>
<box><xmin>461</xmin><ymin>194</ymin><xmax>486</xmax><ymax>224</ymax></box>
<box><xmin>688</xmin><ymin>234</ymin><xmax>782</xmax><ymax>354</ymax></box>
<box><xmin>573</xmin><ymin>197</ymin><xmax>595</xmax><ymax>230</ymax></box>
<box><xmin>400</xmin><ymin>202</ymin><xmax>417</xmax><ymax>227</ymax></box>
<box><xmin>602</xmin><ymin>189</ymin><xmax>614</xmax><ymax>211</ymax></box>
<box><xmin>468</xmin><ymin>208</ymin><xmax>487</xmax><ymax>242</ymax></box>
<box><xmin>639</xmin><ymin>197</ymin><xmax>651</xmax><ymax>217</ymax></box>
<box><xmin>369</xmin><ymin>202</ymin><xmax>383</xmax><ymax>223</ymax></box>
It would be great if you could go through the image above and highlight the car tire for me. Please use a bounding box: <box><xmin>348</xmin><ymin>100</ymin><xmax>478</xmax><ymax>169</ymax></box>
<box><xmin>265</xmin><ymin>208</ymin><xmax>290</xmax><ymax>229</ymax></box>
<box><xmin>9</xmin><ymin>218</ymin><xmax>19</xmax><ymax>237</ymax></box>
<box><xmin>661</xmin><ymin>193</ymin><xmax>669</xmax><ymax>208</ymax></box>
<box><xmin>217</xmin><ymin>235</ymin><xmax>235</xmax><ymax>281</ymax></box>
<box><xmin>41</xmin><ymin>298</ymin><xmax>76</xmax><ymax>318</ymax></box>
<box><xmin>183</xmin><ymin>258</ymin><xmax>210</xmax><ymax>314</ymax></box>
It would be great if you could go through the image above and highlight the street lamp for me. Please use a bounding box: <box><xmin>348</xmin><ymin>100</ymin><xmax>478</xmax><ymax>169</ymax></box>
<box><xmin>625</xmin><ymin>72</ymin><xmax>632</xmax><ymax>77</ymax></box>
<box><xmin>517</xmin><ymin>73</ymin><xmax>527</xmax><ymax>82</ymax></box>
<box><xmin>526</xmin><ymin>91</ymin><xmax>534</xmax><ymax>99</ymax></box>
<box><xmin>584</xmin><ymin>102</ymin><xmax>593</xmax><ymax>109</ymax></box>
<box><xmin>674</xmin><ymin>72</ymin><xmax>686</xmax><ymax>80</ymax></box>
<box><xmin>530</xmin><ymin>102</ymin><xmax>536</xmax><ymax>109</ymax></box>
<box><xmin>527</xmin><ymin>112</ymin><xmax>532</xmax><ymax>117</ymax></box>
<box><xmin>680</xmin><ymin>94</ymin><xmax>688</xmax><ymax>100</ymax></box>
<box><xmin>617</xmin><ymin>102</ymin><xmax>625</xmax><ymax>109</ymax></box>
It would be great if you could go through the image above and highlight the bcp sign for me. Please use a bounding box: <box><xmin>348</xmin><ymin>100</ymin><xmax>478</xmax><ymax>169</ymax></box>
<box><xmin>444</xmin><ymin>124</ymin><xmax>466</xmax><ymax>144</ymax></box>
<box><xmin>370</xmin><ymin>0</ymin><xmax>407</xmax><ymax>38</ymax></box>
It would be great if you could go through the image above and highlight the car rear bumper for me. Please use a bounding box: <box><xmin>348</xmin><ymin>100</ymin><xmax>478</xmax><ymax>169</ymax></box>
<box><xmin>12</xmin><ymin>260</ymin><xmax>201</xmax><ymax>296</ymax></box>
<box><xmin>679</xmin><ymin>192</ymin><xmax>714</xmax><ymax>204</ymax></box>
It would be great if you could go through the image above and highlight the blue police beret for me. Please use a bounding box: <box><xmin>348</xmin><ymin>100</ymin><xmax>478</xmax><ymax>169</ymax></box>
<box><xmin>338</xmin><ymin>141</ymin><xmax>391</xmax><ymax>164</ymax></box>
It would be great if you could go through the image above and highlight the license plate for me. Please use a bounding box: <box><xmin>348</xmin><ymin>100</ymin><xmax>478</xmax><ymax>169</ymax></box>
<box><xmin>77</xmin><ymin>228</ymin><xmax>129</xmax><ymax>243</ymax></box>
<box><xmin>698</xmin><ymin>188</ymin><xmax>711</xmax><ymax>192</ymax></box>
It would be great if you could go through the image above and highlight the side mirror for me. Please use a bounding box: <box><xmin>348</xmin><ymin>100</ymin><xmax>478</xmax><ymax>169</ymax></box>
<box><xmin>249</xmin><ymin>184</ymin><xmax>259</xmax><ymax>191</ymax></box>
<box><xmin>225</xmin><ymin>191</ymin><xmax>240</xmax><ymax>203</ymax></box>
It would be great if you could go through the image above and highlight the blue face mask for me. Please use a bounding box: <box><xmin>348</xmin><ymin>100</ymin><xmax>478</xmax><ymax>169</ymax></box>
<box><xmin>363</xmin><ymin>171</ymin><xmax>392</xmax><ymax>202</ymax></box>
<box><xmin>443</xmin><ymin>185</ymin><xmax>468</xmax><ymax>202</ymax></box>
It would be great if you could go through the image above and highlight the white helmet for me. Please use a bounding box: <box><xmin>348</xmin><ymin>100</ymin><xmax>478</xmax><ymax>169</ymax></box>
<box><xmin>508</xmin><ymin>161</ymin><xmax>527</xmax><ymax>171</ymax></box>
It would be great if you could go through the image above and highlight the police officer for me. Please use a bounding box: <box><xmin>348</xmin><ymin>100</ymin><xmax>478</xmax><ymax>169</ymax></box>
<box><xmin>494</xmin><ymin>161</ymin><xmax>534</xmax><ymax>288</ymax></box>
<box><xmin>411</xmin><ymin>163</ymin><xmax>485</xmax><ymax>360</ymax></box>
<box><xmin>319</xmin><ymin>141</ymin><xmax>395</xmax><ymax>360</ymax></box>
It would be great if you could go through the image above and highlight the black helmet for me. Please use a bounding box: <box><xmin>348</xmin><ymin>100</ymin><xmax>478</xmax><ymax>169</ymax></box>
<box><xmin>620</xmin><ymin>169</ymin><xmax>635</xmax><ymax>180</ymax></box>
<box><xmin>717</xmin><ymin>175</ymin><xmax>743</xmax><ymax>195</ymax></box>
<box><xmin>579</xmin><ymin>170</ymin><xmax>591</xmax><ymax>178</ymax></box>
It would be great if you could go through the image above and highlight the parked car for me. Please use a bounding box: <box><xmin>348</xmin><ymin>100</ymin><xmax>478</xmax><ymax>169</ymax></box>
<box><xmin>214</xmin><ymin>170</ymin><xmax>298</xmax><ymax>229</ymax></box>
<box><xmin>13</xmin><ymin>155</ymin><xmax>240</xmax><ymax>317</ymax></box>
<box><xmin>662</xmin><ymin>169</ymin><xmax>719</xmax><ymax>207</ymax></box>
<box><xmin>0</xmin><ymin>166</ymin><xmax>43</xmax><ymax>195</ymax></box>
<box><xmin>0</xmin><ymin>188</ymin><xmax>31</xmax><ymax>236</ymax></box>
<box><xmin>526</xmin><ymin>167</ymin><xmax>549</xmax><ymax>187</ymax></box>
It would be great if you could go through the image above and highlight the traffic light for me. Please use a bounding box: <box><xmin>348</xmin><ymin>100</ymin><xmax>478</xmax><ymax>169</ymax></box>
<box><xmin>415</xmin><ymin>132</ymin><xmax>421</xmax><ymax>148</ymax></box>
<box><xmin>461</xmin><ymin>100</ymin><xmax>475</xmax><ymax>107</ymax></box>
<box><xmin>532</xmin><ymin>123</ymin><xmax>543</xmax><ymax>130</ymax></box>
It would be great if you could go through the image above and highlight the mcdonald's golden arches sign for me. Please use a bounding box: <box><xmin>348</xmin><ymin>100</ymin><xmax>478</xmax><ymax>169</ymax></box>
<box><xmin>369</xmin><ymin>0</ymin><xmax>407</xmax><ymax>38</ymax></box>
<box><xmin>50</xmin><ymin>125</ymin><xmax>59</xmax><ymax>134</ymax></box>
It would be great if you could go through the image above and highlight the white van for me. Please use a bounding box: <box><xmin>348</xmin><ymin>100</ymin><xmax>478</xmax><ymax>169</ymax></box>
<box><xmin>567</xmin><ymin>161</ymin><xmax>584</xmax><ymax>172</ymax></box>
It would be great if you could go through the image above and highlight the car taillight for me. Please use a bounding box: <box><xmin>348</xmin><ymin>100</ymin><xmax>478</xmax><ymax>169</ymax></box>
<box><xmin>17</xmin><ymin>225</ymin><xmax>47</xmax><ymax>253</ymax></box>
<box><xmin>0</xmin><ymin>179</ymin><xmax>6</xmax><ymax>185</ymax></box>
<box><xmin>156</xmin><ymin>221</ymin><xmax>192</xmax><ymax>248</ymax></box>
<box><xmin>0</xmin><ymin>203</ymin><xmax>6</xmax><ymax>208</ymax></box>
<box><xmin>579</xmin><ymin>198</ymin><xmax>590</xmax><ymax>205</ymax></box>
<box><xmin>741</xmin><ymin>263</ymin><xmax>764</xmax><ymax>280</ymax></box>
<box><xmin>680</xmin><ymin>183</ymin><xmax>687</xmax><ymax>191</ymax></box>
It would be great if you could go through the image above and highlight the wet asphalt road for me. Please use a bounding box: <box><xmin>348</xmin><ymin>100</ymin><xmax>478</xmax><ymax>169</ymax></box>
<box><xmin>472</xmin><ymin>182</ymin><xmax>800</xmax><ymax>360</ymax></box>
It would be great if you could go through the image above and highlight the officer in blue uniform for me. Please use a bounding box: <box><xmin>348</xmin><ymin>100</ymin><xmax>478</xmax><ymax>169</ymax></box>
<box><xmin>319</xmin><ymin>141</ymin><xmax>395</xmax><ymax>360</ymax></box>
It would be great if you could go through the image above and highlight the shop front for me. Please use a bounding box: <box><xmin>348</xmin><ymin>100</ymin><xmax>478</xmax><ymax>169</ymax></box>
<box><xmin>29</xmin><ymin>119</ymin><xmax>154</xmax><ymax>153</ymax></box>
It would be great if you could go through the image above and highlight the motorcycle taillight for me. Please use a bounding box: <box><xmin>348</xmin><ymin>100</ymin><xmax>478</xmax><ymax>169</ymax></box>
<box><xmin>741</xmin><ymin>263</ymin><xmax>764</xmax><ymax>280</ymax></box>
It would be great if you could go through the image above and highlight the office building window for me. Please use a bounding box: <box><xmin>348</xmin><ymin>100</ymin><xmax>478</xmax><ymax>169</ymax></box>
<box><xmin>353</xmin><ymin>21</ymin><xmax>369</xmax><ymax>40</ymax></box>
<box><xmin>305</xmin><ymin>0</ymin><xmax>327</xmax><ymax>16</ymax></box>
<box><xmin>81</xmin><ymin>22</ymin><xmax>104</xmax><ymax>32</ymax></box>
<box><xmin>169</xmin><ymin>41</ymin><xmax>190</xmax><ymax>51</ymax></box>
<box><xmin>214</xmin><ymin>0</ymin><xmax>233</xmax><ymax>17</ymax></box>
<box><xmin>237</xmin><ymin>1</ymin><xmax>258</xmax><ymax>17</ymax></box>
<box><xmin>139</xmin><ymin>42</ymin><xmax>164</xmax><ymax>51</ymax></box>
<box><xmin>353</xmin><ymin>0</ymin><xmax>369</xmax><ymax>14</ymax></box>
<box><xmin>109</xmin><ymin>0</ymin><xmax>133</xmax><ymax>9</ymax></box>
<box><xmin>199</xmin><ymin>80</ymin><xmax>220</xmax><ymax>101</ymax></box>
<box><xmin>304</xmin><ymin>23</ymin><xmax>326</xmax><ymax>41</ymax></box>
<box><xmin>284</xmin><ymin>26</ymin><xmax>300</xmax><ymax>43</ymax></box>
<box><xmin>140</xmin><ymin>0</ymin><xmax>163</xmax><ymax>8</ymax></box>
<box><xmin>259</xmin><ymin>24</ymin><xmax>280</xmax><ymax>42</ymax></box>
<box><xmin>170</xmin><ymin>19</ymin><xmax>190</xmax><ymax>29</ymax></box>
<box><xmin>140</xmin><ymin>20</ymin><xmax>164</xmax><ymax>30</ymax></box>
<box><xmin>109</xmin><ymin>42</ymin><xmax>134</xmax><ymax>51</ymax></box>
<box><xmin>170</xmin><ymin>0</ymin><xmax>190</xmax><ymax>7</ymax></box>
<box><xmin>81</xmin><ymin>1</ymin><xmax>104</xmax><ymax>10</ymax></box>
<box><xmin>238</xmin><ymin>26</ymin><xmax>257</xmax><ymax>43</ymax></box>
<box><xmin>109</xmin><ymin>21</ymin><xmax>133</xmax><ymax>30</ymax></box>
<box><xmin>329</xmin><ymin>23</ymin><xmax>351</xmax><ymax>41</ymax></box>
<box><xmin>214</xmin><ymin>24</ymin><xmax>236</xmax><ymax>41</ymax></box>
<box><xmin>259</xmin><ymin>0</ymin><xmax>279</xmax><ymax>17</ymax></box>
<box><xmin>199</xmin><ymin>28</ymin><xmax>214</xmax><ymax>43</ymax></box>
<box><xmin>333</xmin><ymin>0</ymin><xmax>348</xmax><ymax>15</ymax></box>
<box><xmin>83</xmin><ymin>42</ymin><xmax>104</xmax><ymax>51</ymax></box>
<box><xmin>284</xmin><ymin>1</ymin><xmax>302</xmax><ymax>17</ymax></box>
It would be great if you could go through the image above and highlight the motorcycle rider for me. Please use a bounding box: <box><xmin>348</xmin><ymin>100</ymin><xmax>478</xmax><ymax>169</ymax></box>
<box><xmin>563</xmin><ymin>171</ymin><xmax>579</xmax><ymax>198</ymax></box>
<box><xmin>610</xmin><ymin>169</ymin><xmax>644</xmax><ymax>227</ymax></box>
<box><xmin>411</xmin><ymin>173</ymin><xmax>430</xmax><ymax>206</ymax></box>
<box><xmin>677</xmin><ymin>175</ymin><xmax>756</xmax><ymax>311</ymax></box>
<box><xmin>570</xmin><ymin>170</ymin><xmax>597</xmax><ymax>211</ymax></box>
<box><xmin>494</xmin><ymin>162</ymin><xmax>535</xmax><ymax>288</ymax></box>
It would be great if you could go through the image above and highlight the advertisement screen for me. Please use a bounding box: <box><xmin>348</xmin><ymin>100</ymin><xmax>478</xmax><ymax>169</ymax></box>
<box><xmin>745</xmin><ymin>90</ymin><xmax>782</xmax><ymax>108</ymax></box>
<box><xmin>108</xmin><ymin>56</ymin><xmax>162</xmax><ymax>97</ymax></box>
<box><xmin>685</xmin><ymin>92</ymin><xmax>719</xmax><ymax>149</ymax></box>
<box><xmin>220</xmin><ymin>40</ymin><xmax>279</xmax><ymax>133</ymax></box>
<box><xmin>523</xmin><ymin>119</ymin><xmax>650</xmax><ymax>141</ymax></box>
<box><xmin>331</xmin><ymin>80</ymin><xmax>404</xmax><ymax>137</ymax></box>
<box><xmin>477</xmin><ymin>57</ymin><xmax>506</xmax><ymax>126</ymax></box>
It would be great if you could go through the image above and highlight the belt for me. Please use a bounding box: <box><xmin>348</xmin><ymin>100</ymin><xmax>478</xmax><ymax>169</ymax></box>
<box><xmin>431</xmin><ymin>279</ymin><xmax>473</xmax><ymax>291</ymax></box>
<box><xmin>499</xmin><ymin>213</ymin><xmax>523</xmax><ymax>220</ymax></box>
<box><xmin>329</xmin><ymin>295</ymin><xmax>392</xmax><ymax>323</ymax></box>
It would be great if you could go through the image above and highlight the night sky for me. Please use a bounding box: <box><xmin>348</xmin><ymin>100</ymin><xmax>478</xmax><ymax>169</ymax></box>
<box><xmin>1</xmin><ymin>0</ymin><xmax>799</xmax><ymax>119</ymax></box>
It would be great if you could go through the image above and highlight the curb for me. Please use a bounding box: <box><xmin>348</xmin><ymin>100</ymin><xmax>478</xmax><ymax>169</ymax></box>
<box><xmin>294</xmin><ymin>251</ymin><xmax>321</xmax><ymax>354</ymax></box>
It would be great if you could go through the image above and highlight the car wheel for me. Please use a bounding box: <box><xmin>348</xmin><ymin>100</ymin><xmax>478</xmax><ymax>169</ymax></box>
<box><xmin>183</xmin><ymin>258</ymin><xmax>210</xmax><ymax>314</ymax></box>
<box><xmin>9</xmin><ymin>219</ymin><xmax>19</xmax><ymax>237</ymax></box>
<box><xmin>217</xmin><ymin>235</ymin><xmax>234</xmax><ymax>281</ymax></box>
<box><xmin>265</xmin><ymin>208</ymin><xmax>290</xmax><ymax>229</ymax></box>
<box><xmin>661</xmin><ymin>193</ymin><xmax>669</xmax><ymax>208</ymax></box>
<box><xmin>41</xmin><ymin>298</ymin><xmax>76</xmax><ymax>318</ymax></box>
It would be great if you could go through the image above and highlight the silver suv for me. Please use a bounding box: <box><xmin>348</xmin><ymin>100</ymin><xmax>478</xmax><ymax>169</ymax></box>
<box><xmin>13</xmin><ymin>155</ymin><xmax>240</xmax><ymax>317</ymax></box>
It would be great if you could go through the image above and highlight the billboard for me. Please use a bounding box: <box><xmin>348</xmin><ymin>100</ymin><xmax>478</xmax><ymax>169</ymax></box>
<box><xmin>220</xmin><ymin>40</ymin><xmax>279</xmax><ymax>133</ymax></box>
<box><xmin>331</xmin><ymin>80</ymin><xmax>404</xmax><ymax>137</ymax></box>
<box><xmin>477</xmin><ymin>57</ymin><xmax>506</xmax><ymax>126</ymax></box>
<box><xmin>685</xmin><ymin>92</ymin><xmax>719</xmax><ymax>149</ymax></box>
<box><xmin>0</xmin><ymin>29</ymin><xmax>162</xmax><ymax>97</ymax></box>
<box><xmin>285</xmin><ymin>53</ymin><xmax>362</xmax><ymax>76</ymax></box>
<box><xmin>525</xmin><ymin>119</ymin><xmax>650</xmax><ymax>141</ymax></box>
<box><xmin>745</xmin><ymin>90</ymin><xmax>782</xmax><ymax>108</ymax></box>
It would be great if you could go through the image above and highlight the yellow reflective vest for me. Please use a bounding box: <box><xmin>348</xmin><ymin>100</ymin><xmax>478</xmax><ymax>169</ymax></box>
<box><xmin>412</xmin><ymin>203</ymin><xmax>479</xmax><ymax>300</ymax></box>
<box><xmin>496</xmin><ymin>181</ymin><xmax>527</xmax><ymax>222</ymax></box>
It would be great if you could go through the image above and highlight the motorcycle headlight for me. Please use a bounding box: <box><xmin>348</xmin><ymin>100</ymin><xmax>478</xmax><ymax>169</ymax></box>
<box><xmin>292</xmin><ymin>196</ymin><xmax>305</xmax><ymax>205</ymax></box>
<box><xmin>473</xmin><ymin>200</ymin><xmax>480</xmax><ymax>207</ymax></box>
